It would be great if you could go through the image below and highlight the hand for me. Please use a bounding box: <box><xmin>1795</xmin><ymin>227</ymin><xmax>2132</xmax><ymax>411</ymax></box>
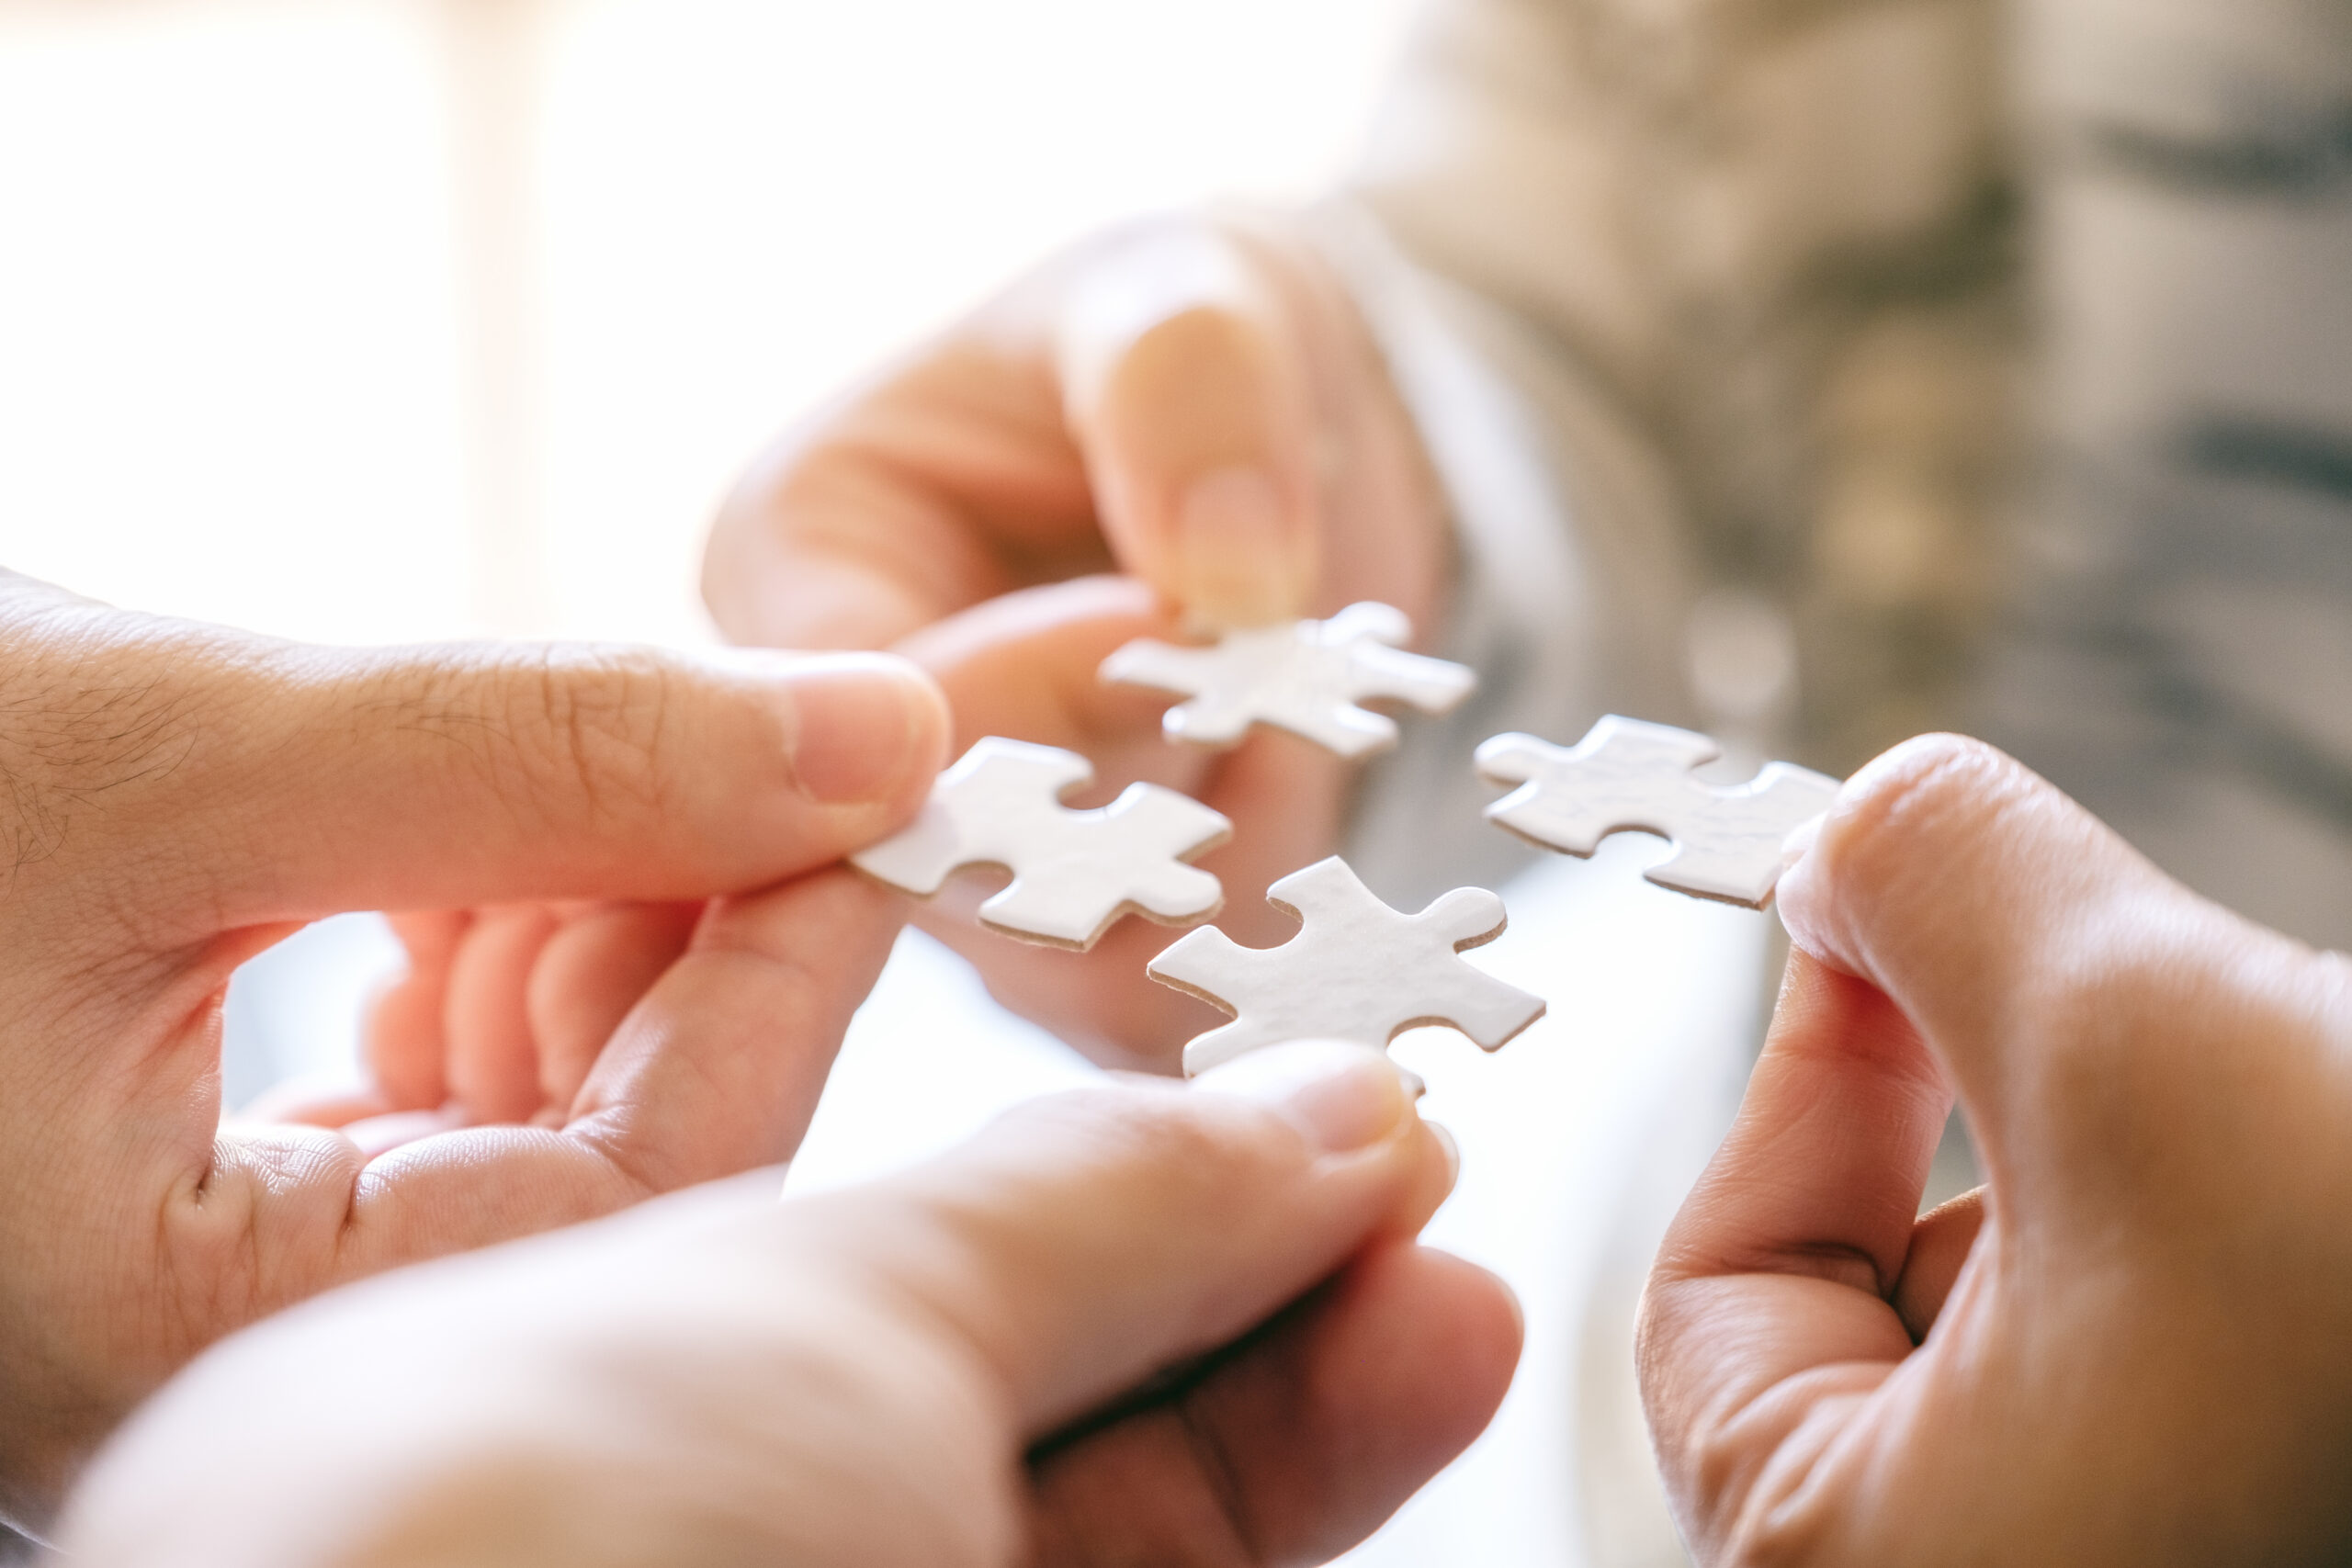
<box><xmin>703</xmin><ymin>213</ymin><xmax>1451</xmax><ymax>1065</ymax></box>
<box><xmin>0</xmin><ymin>570</ymin><xmax>946</xmax><ymax>1531</ymax></box>
<box><xmin>62</xmin><ymin>1042</ymin><xmax>1521</xmax><ymax>1568</ymax></box>
<box><xmin>1639</xmin><ymin>736</ymin><xmax>2352</xmax><ymax>1564</ymax></box>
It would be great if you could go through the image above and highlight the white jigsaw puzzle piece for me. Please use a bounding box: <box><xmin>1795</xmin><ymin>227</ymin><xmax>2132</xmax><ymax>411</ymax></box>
<box><xmin>1148</xmin><ymin>855</ymin><xmax>1546</xmax><ymax>1077</ymax></box>
<box><xmin>1475</xmin><ymin>716</ymin><xmax>1841</xmax><ymax>908</ymax></box>
<box><xmin>852</xmin><ymin>737</ymin><xmax>1232</xmax><ymax>950</ymax></box>
<box><xmin>1101</xmin><ymin>602</ymin><xmax>1476</xmax><ymax>759</ymax></box>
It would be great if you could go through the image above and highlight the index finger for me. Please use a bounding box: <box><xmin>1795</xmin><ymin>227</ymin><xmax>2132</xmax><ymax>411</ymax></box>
<box><xmin>1637</xmin><ymin>949</ymin><xmax>1951</xmax><ymax>1554</ymax></box>
<box><xmin>702</xmin><ymin>321</ymin><xmax>1102</xmax><ymax>650</ymax></box>
<box><xmin>295</xmin><ymin>865</ymin><xmax>899</xmax><ymax>1290</ymax></box>
<box><xmin>1052</xmin><ymin>220</ymin><xmax>1323</xmax><ymax>627</ymax></box>
<box><xmin>702</xmin><ymin>217</ymin><xmax>1336</xmax><ymax>655</ymax></box>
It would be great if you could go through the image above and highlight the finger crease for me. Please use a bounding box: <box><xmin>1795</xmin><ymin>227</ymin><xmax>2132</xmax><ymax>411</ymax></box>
<box><xmin>1177</xmin><ymin>1383</ymin><xmax>1261</xmax><ymax>1563</ymax></box>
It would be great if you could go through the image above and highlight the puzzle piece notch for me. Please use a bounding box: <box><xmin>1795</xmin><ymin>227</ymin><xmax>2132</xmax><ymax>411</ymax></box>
<box><xmin>1148</xmin><ymin>855</ymin><xmax>1547</xmax><ymax>1077</ymax></box>
<box><xmin>1475</xmin><ymin>716</ymin><xmax>1840</xmax><ymax>908</ymax></box>
<box><xmin>851</xmin><ymin>738</ymin><xmax>1232</xmax><ymax>950</ymax></box>
<box><xmin>1101</xmin><ymin>602</ymin><xmax>1476</xmax><ymax>759</ymax></box>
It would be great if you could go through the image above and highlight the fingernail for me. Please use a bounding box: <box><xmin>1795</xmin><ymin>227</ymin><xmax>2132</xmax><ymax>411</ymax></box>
<box><xmin>777</xmin><ymin>653</ymin><xmax>947</xmax><ymax>805</ymax></box>
<box><xmin>1174</xmin><ymin>466</ymin><xmax>1299</xmax><ymax>626</ymax></box>
<box><xmin>1193</xmin><ymin>1039</ymin><xmax>1412</xmax><ymax>1153</ymax></box>
<box><xmin>1781</xmin><ymin>810</ymin><xmax>1826</xmax><ymax>872</ymax></box>
<box><xmin>1428</xmin><ymin>1119</ymin><xmax>1461</xmax><ymax>1187</ymax></box>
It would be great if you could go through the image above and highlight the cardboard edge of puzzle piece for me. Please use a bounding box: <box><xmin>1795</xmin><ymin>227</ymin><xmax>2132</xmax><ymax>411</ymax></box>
<box><xmin>1473</xmin><ymin>716</ymin><xmax>1841</xmax><ymax>908</ymax></box>
<box><xmin>1098</xmin><ymin>601</ymin><xmax>1478</xmax><ymax>760</ymax></box>
<box><xmin>1148</xmin><ymin>856</ymin><xmax>1548</xmax><ymax>1077</ymax></box>
<box><xmin>850</xmin><ymin>737</ymin><xmax>1232</xmax><ymax>952</ymax></box>
<box><xmin>1140</xmin><ymin>950</ymin><xmax>1244</xmax><ymax>1021</ymax></box>
<box><xmin>976</xmin><ymin>889</ymin><xmax>1227</xmax><ymax>953</ymax></box>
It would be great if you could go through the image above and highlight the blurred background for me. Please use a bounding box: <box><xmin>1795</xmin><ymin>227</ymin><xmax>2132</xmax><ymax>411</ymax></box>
<box><xmin>0</xmin><ymin>2</ymin><xmax>1787</xmax><ymax>1562</ymax></box>
<box><xmin>0</xmin><ymin>0</ymin><xmax>1417</xmax><ymax>646</ymax></box>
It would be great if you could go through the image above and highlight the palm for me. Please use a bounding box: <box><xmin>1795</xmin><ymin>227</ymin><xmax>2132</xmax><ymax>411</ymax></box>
<box><xmin>3</xmin><ymin>864</ymin><xmax>899</xmax><ymax>1530</ymax></box>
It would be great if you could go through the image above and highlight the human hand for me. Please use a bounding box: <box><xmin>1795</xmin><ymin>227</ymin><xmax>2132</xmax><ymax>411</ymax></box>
<box><xmin>62</xmin><ymin>1041</ymin><xmax>1520</xmax><ymax>1568</ymax></box>
<box><xmin>1639</xmin><ymin>736</ymin><xmax>2352</xmax><ymax>1564</ymax></box>
<box><xmin>704</xmin><ymin>214</ymin><xmax>1450</xmax><ymax>1065</ymax></box>
<box><xmin>0</xmin><ymin>571</ymin><xmax>945</xmax><ymax>1532</ymax></box>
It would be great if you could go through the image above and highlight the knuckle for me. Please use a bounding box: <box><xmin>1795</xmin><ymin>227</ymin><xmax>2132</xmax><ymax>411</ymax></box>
<box><xmin>365</xmin><ymin>644</ymin><xmax>703</xmax><ymax>835</ymax></box>
<box><xmin>498</xmin><ymin>646</ymin><xmax>682</xmax><ymax>826</ymax></box>
<box><xmin>2030</xmin><ymin>912</ymin><xmax>2322</xmax><ymax>1156</ymax></box>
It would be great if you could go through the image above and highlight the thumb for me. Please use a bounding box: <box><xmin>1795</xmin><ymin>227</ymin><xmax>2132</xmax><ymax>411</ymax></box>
<box><xmin>1770</xmin><ymin>733</ymin><xmax>2277</xmax><ymax>1185</ymax></box>
<box><xmin>51</xmin><ymin>598</ymin><xmax>952</xmax><ymax>928</ymax></box>
<box><xmin>826</xmin><ymin>1040</ymin><xmax>1453</xmax><ymax>1433</ymax></box>
<box><xmin>1056</xmin><ymin>222</ymin><xmax>1321</xmax><ymax>629</ymax></box>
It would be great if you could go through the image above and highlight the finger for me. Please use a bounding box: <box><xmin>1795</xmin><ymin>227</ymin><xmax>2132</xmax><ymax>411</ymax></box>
<box><xmin>124</xmin><ymin>628</ymin><xmax>948</xmax><ymax>928</ymax></box>
<box><xmin>1772</xmin><ymin>737</ymin><xmax>2170</xmax><ymax>1144</ymax></box>
<box><xmin>305</xmin><ymin>867</ymin><xmax>901</xmax><ymax>1279</ymax></box>
<box><xmin>1653</xmin><ymin>953</ymin><xmax>1952</xmax><ymax>1294</ymax></box>
<box><xmin>233</xmin><ymin>1081</ymin><xmax>391</xmax><ymax>1129</ymax></box>
<box><xmin>893</xmin><ymin>575</ymin><xmax>1184</xmax><ymax>778</ymax></box>
<box><xmin>706</xmin><ymin>422</ymin><xmax>1076</xmax><ymax>650</ymax></box>
<box><xmin>442</xmin><ymin>905</ymin><xmax>562</xmax><ymax>1125</ymax></box>
<box><xmin>554</xmin><ymin>869</ymin><xmax>900</xmax><ymax>1190</ymax></box>
<box><xmin>1638</xmin><ymin>950</ymin><xmax>1953</xmax><ymax>1548</ymax></box>
<box><xmin>1056</xmin><ymin>222</ymin><xmax>1321</xmax><ymax>626</ymax></box>
<box><xmin>815</xmin><ymin>1040</ymin><xmax>1453</xmax><ymax>1436</ymax></box>
<box><xmin>363</xmin><ymin>910</ymin><xmax>469</xmax><ymax>1111</ymax></box>
<box><xmin>1027</xmin><ymin>1243</ymin><xmax>1521</xmax><ymax>1565</ymax></box>
<box><xmin>528</xmin><ymin>901</ymin><xmax>703</xmax><ymax>1119</ymax></box>
<box><xmin>336</xmin><ymin>1106</ymin><xmax>467</xmax><ymax>1159</ymax></box>
<box><xmin>1758</xmin><ymin>748</ymin><xmax>2349</xmax><ymax>1271</ymax></box>
<box><xmin>1894</xmin><ymin>1187</ymin><xmax>1987</xmax><ymax>1342</ymax></box>
<box><xmin>703</xmin><ymin>293</ymin><xmax>1116</xmax><ymax>651</ymax></box>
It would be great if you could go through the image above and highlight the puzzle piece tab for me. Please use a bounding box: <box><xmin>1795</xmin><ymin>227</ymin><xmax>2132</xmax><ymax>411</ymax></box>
<box><xmin>851</xmin><ymin>738</ymin><xmax>1231</xmax><ymax>950</ymax></box>
<box><xmin>1101</xmin><ymin>602</ymin><xmax>1476</xmax><ymax>759</ymax></box>
<box><xmin>1475</xmin><ymin>716</ymin><xmax>1840</xmax><ymax>908</ymax></box>
<box><xmin>1148</xmin><ymin>855</ymin><xmax>1546</xmax><ymax>1077</ymax></box>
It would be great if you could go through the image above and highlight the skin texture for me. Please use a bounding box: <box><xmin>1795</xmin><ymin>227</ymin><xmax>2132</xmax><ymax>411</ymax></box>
<box><xmin>0</xmin><ymin>570</ymin><xmax>951</xmax><ymax>1534</ymax></box>
<box><xmin>1639</xmin><ymin>735</ymin><xmax>2352</xmax><ymax>1565</ymax></box>
<box><xmin>60</xmin><ymin>1042</ymin><xmax>1523</xmax><ymax>1568</ymax></box>
<box><xmin>702</xmin><ymin>212</ymin><xmax>1451</xmax><ymax>1066</ymax></box>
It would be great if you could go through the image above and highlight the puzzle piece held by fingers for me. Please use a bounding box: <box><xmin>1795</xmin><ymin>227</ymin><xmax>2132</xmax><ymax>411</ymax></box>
<box><xmin>1475</xmin><ymin>716</ymin><xmax>1840</xmax><ymax>908</ymax></box>
<box><xmin>1101</xmin><ymin>602</ymin><xmax>1476</xmax><ymax>759</ymax></box>
<box><xmin>1148</xmin><ymin>855</ymin><xmax>1546</xmax><ymax>1077</ymax></box>
<box><xmin>851</xmin><ymin>738</ymin><xmax>1231</xmax><ymax>950</ymax></box>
